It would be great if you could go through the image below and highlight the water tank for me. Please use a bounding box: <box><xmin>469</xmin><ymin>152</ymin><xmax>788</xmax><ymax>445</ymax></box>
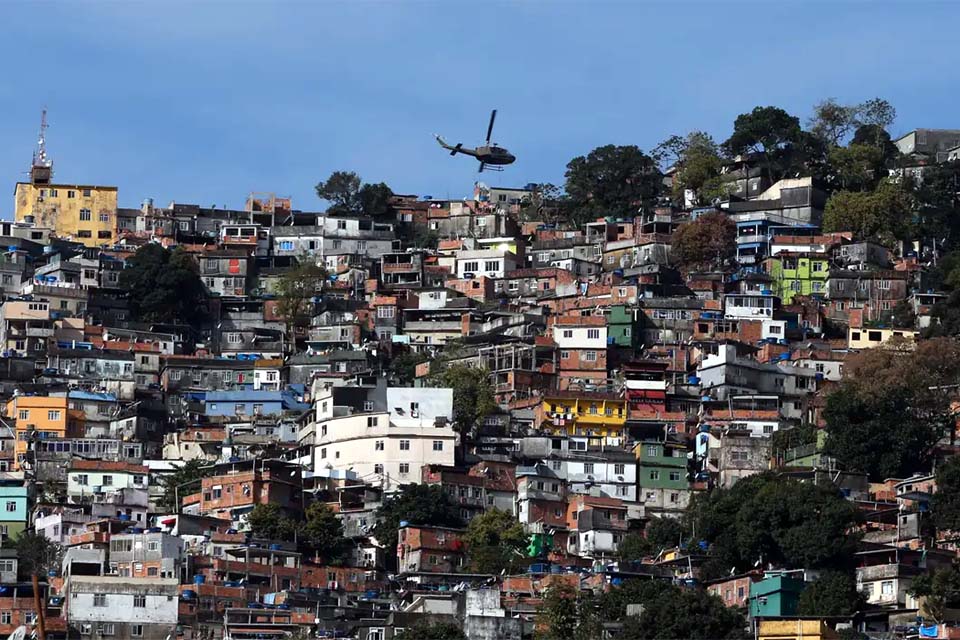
<box><xmin>399</xmin><ymin>520</ymin><xmax>409</xmax><ymax>528</ymax></box>
<box><xmin>118</xmin><ymin>514</ymin><xmax>131</xmax><ymax>522</ymax></box>
<box><xmin>193</xmin><ymin>575</ymin><xmax>205</xmax><ymax>585</ymax></box>
<box><xmin>269</xmin><ymin>544</ymin><xmax>281</xmax><ymax>551</ymax></box>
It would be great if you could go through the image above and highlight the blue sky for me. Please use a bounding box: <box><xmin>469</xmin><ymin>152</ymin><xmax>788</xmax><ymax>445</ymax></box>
<box><xmin>1</xmin><ymin>1</ymin><xmax>958</xmax><ymax>212</ymax></box>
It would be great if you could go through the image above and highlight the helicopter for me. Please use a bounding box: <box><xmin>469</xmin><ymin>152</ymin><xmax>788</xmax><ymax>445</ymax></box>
<box><xmin>435</xmin><ymin>109</ymin><xmax>515</xmax><ymax>173</ymax></box>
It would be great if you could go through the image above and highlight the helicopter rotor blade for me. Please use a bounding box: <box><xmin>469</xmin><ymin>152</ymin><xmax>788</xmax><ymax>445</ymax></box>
<box><xmin>485</xmin><ymin>110</ymin><xmax>497</xmax><ymax>144</ymax></box>
<box><xmin>478</xmin><ymin>161</ymin><xmax>486</xmax><ymax>173</ymax></box>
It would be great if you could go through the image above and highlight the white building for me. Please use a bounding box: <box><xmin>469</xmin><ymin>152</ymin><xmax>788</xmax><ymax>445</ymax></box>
<box><xmin>313</xmin><ymin>388</ymin><xmax>456</xmax><ymax>493</ymax></box>
<box><xmin>724</xmin><ymin>292</ymin><xmax>775</xmax><ymax>320</ymax></box>
<box><xmin>455</xmin><ymin>249</ymin><xmax>519</xmax><ymax>280</ymax></box>
<box><xmin>553</xmin><ymin>324</ymin><xmax>608</xmax><ymax>350</ymax></box>
<box><xmin>66</xmin><ymin>576</ymin><xmax>179</xmax><ymax>640</ymax></box>
<box><xmin>67</xmin><ymin>461</ymin><xmax>149</xmax><ymax>503</ymax></box>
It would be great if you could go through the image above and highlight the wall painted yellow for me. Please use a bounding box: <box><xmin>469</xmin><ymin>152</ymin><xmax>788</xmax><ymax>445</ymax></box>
<box><xmin>15</xmin><ymin>183</ymin><xmax>117</xmax><ymax>247</ymax></box>
<box><xmin>541</xmin><ymin>395</ymin><xmax>627</xmax><ymax>438</ymax></box>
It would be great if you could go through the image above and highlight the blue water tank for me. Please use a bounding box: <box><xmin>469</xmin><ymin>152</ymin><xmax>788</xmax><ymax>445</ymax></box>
<box><xmin>399</xmin><ymin>520</ymin><xmax>409</xmax><ymax>528</ymax></box>
<box><xmin>687</xmin><ymin>376</ymin><xmax>700</xmax><ymax>385</ymax></box>
<box><xmin>269</xmin><ymin>544</ymin><xmax>282</xmax><ymax>551</ymax></box>
<box><xmin>181</xmin><ymin>590</ymin><xmax>196</xmax><ymax>600</ymax></box>
<box><xmin>194</xmin><ymin>575</ymin><xmax>205</xmax><ymax>585</ymax></box>
<box><xmin>118</xmin><ymin>514</ymin><xmax>131</xmax><ymax>522</ymax></box>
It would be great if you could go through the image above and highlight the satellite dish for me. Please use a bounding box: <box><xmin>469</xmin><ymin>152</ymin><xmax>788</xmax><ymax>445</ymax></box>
<box><xmin>8</xmin><ymin>626</ymin><xmax>28</xmax><ymax>640</ymax></box>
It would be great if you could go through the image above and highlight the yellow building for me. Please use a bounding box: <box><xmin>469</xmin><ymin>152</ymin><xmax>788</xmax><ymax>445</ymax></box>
<box><xmin>759</xmin><ymin>619</ymin><xmax>839</xmax><ymax>640</ymax></box>
<box><xmin>15</xmin><ymin>182</ymin><xmax>118</xmax><ymax>248</ymax></box>
<box><xmin>5</xmin><ymin>395</ymin><xmax>77</xmax><ymax>469</ymax></box>
<box><xmin>540</xmin><ymin>393</ymin><xmax>627</xmax><ymax>442</ymax></box>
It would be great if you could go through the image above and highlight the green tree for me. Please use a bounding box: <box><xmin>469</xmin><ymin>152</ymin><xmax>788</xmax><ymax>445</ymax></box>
<box><xmin>617</xmin><ymin>532</ymin><xmax>652</xmax><ymax>564</ymax></box>
<box><xmin>302</xmin><ymin>502</ymin><xmax>350</xmax><ymax>565</ymax></box>
<box><xmin>564</xmin><ymin>145</ymin><xmax>661</xmax><ymax>225</ymax></box>
<box><xmin>463</xmin><ymin>509</ymin><xmax>527</xmax><ymax>574</ymax></box>
<box><xmin>823</xmin><ymin>385</ymin><xmax>944</xmax><ymax>481</ymax></box>
<box><xmin>932</xmin><ymin>457</ymin><xmax>960</xmax><ymax>533</ymax></box>
<box><xmin>16</xmin><ymin>531</ymin><xmax>61</xmax><ymax>640</ymax></box>
<box><xmin>315</xmin><ymin>171</ymin><xmax>362</xmax><ymax>214</ymax></box>
<box><xmin>688</xmin><ymin>473</ymin><xmax>860</xmax><ymax>578</ymax></box>
<box><xmin>724</xmin><ymin>106</ymin><xmax>803</xmax><ymax>181</ymax></box>
<box><xmin>909</xmin><ymin>565</ymin><xmax>960</xmax><ymax>623</ymax></box>
<box><xmin>273</xmin><ymin>261</ymin><xmax>327</xmax><ymax>344</ymax></box>
<box><xmin>371</xmin><ymin>485</ymin><xmax>463</xmax><ymax>569</ymax></box>
<box><xmin>771</xmin><ymin>423</ymin><xmax>819</xmax><ymax>458</ymax></box>
<box><xmin>316</xmin><ymin>171</ymin><xmax>394</xmax><ymax>217</ymax></box>
<box><xmin>158</xmin><ymin>459</ymin><xmax>212</xmax><ymax>513</ymax></box>
<box><xmin>358</xmin><ymin>182</ymin><xmax>394</xmax><ymax>218</ymax></box>
<box><xmin>828</xmin><ymin>144</ymin><xmax>885</xmax><ymax>192</ymax></box>
<box><xmin>395</xmin><ymin>621</ymin><xmax>466</xmax><ymax>640</ymax></box>
<box><xmin>247</xmin><ymin>503</ymin><xmax>300</xmax><ymax>542</ymax></box>
<box><xmin>520</xmin><ymin>183</ymin><xmax>566</xmax><ymax>223</ymax></box>
<box><xmin>913</xmin><ymin>160</ymin><xmax>960</xmax><ymax>245</ymax></box>
<box><xmin>119</xmin><ymin>244</ymin><xmax>206</xmax><ymax>326</ymax></box>
<box><xmin>822</xmin><ymin>179</ymin><xmax>916</xmax><ymax>243</ymax></box>
<box><xmin>429</xmin><ymin>363</ymin><xmax>497</xmax><ymax>436</ymax></box>
<box><xmin>535</xmin><ymin>583</ymin><xmax>599</xmax><ymax>640</ymax></box>
<box><xmin>883</xmin><ymin>300</ymin><xmax>916</xmax><ymax>330</ymax></box>
<box><xmin>670</xmin><ymin>211</ymin><xmax>736</xmax><ymax>272</ymax></box>
<box><xmin>808</xmin><ymin>98</ymin><xmax>859</xmax><ymax>147</ymax></box>
<box><xmin>654</xmin><ymin>132</ymin><xmax>725</xmax><ymax>205</ymax></box>
<box><xmin>645</xmin><ymin>516</ymin><xmax>684</xmax><ymax>550</ymax></box>
<box><xmin>798</xmin><ymin>570</ymin><xmax>863</xmax><ymax>616</ymax></box>
<box><xmin>389</xmin><ymin>349</ymin><xmax>429</xmax><ymax>385</ymax></box>
<box><xmin>618</xmin><ymin>582</ymin><xmax>748</xmax><ymax>639</ymax></box>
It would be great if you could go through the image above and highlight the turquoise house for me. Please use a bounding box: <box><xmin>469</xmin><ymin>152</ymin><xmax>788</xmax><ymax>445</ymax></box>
<box><xmin>748</xmin><ymin>574</ymin><xmax>805</xmax><ymax>618</ymax></box>
<box><xmin>0</xmin><ymin>484</ymin><xmax>28</xmax><ymax>541</ymax></box>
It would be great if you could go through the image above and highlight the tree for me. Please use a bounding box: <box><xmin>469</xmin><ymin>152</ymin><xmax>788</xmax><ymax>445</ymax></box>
<box><xmin>274</xmin><ymin>261</ymin><xmax>327</xmax><ymax>344</ymax></box>
<box><xmin>913</xmin><ymin>160</ymin><xmax>960</xmax><ymax>246</ymax></box>
<box><xmin>16</xmin><ymin>531</ymin><xmax>61</xmax><ymax>640</ymax></box>
<box><xmin>617</xmin><ymin>532</ymin><xmax>652</xmax><ymax>564</ymax></box>
<box><xmin>824</xmin><ymin>385</ymin><xmax>945</xmax><ymax>481</ymax></box>
<box><xmin>771</xmin><ymin>423</ymin><xmax>819</xmax><ymax>457</ymax></box>
<box><xmin>564</xmin><ymin>145</ymin><xmax>661</xmax><ymax>225</ymax></box>
<box><xmin>909</xmin><ymin>565</ymin><xmax>960</xmax><ymax>623</ymax></box>
<box><xmin>301</xmin><ymin>502</ymin><xmax>350</xmax><ymax>565</ymax></box>
<box><xmin>645</xmin><ymin>517</ymin><xmax>684</xmax><ymax>551</ymax></box>
<box><xmin>822</xmin><ymin>179</ymin><xmax>916</xmax><ymax>243</ymax></box>
<box><xmin>932</xmin><ymin>457</ymin><xmax>960</xmax><ymax>533</ymax></box>
<box><xmin>428</xmin><ymin>363</ymin><xmax>497</xmax><ymax>436</ymax></box>
<box><xmin>687</xmin><ymin>473</ymin><xmax>860</xmax><ymax>578</ymax></box>
<box><xmin>371</xmin><ymin>485</ymin><xmax>463</xmax><ymax>569</ymax></box>
<box><xmin>358</xmin><ymin>182</ymin><xmax>394</xmax><ymax>218</ymax></box>
<box><xmin>247</xmin><ymin>503</ymin><xmax>300</xmax><ymax>542</ymax></box>
<box><xmin>670</xmin><ymin>211</ymin><xmax>736</xmax><ymax>272</ymax></box>
<box><xmin>883</xmin><ymin>300</ymin><xmax>916</xmax><ymax>330</ymax></box>
<box><xmin>808</xmin><ymin>98</ymin><xmax>859</xmax><ymax>147</ymax></box>
<box><xmin>520</xmin><ymin>183</ymin><xmax>566</xmax><ymax>222</ymax></box>
<box><xmin>798</xmin><ymin>571</ymin><xmax>863</xmax><ymax>616</ymax></box>
<box><xmin>654</xmin><ymin>132</ymin><xmax>724</xmax><ymax>205</ymax></box>
<box><xmin>535</xmin><ymin>583</ymin><xmax>598</xmax><ymax>640</ymax></box>
<box><xmin>618</xmin><ymin>583</ymin><xmax>748</xmax><ymax>639</ymax></box>
<box><xmin>316</xmin><ymin>171</ymin><xmax>394</xmax><ymax>217</ymax></box>
<box><xmin>463</xmin><ymin>509</ymin><xmax>527</xmax><ymax>574</ymax></box>
<box><xmin>119</xmin><ymin>244</ymin><xmax>206</xmax><ymax>326</ymax></box>
<box><xmin>827</xmin><ymin>144</ymin><xmax>885</xmax><ymax>192</ymax></box>
<box><xmin>315</xmin><ymin>171</ymin><xmax>362</xmax><ymax>215</ymax></box>
<box><xmin>389</xmin><ymin>349</ymin><xmax>429</xmax><ymax>385</ymax></box>
<box><xmin>724</xmin><ymin>106</ymin><xmax>803</xmax><ymax>181</ymax></box>
<box><xmin>856</xmin><ymin>98</ymin><xmax>897</xmax><ymax>134</ymax></box>
<box><xmin>395</xmin><ymin>622</ymin><xmax>466</xmax><ymax>640</ymax></box>
<box><xmin>158</xmin><ymin>459</ymin><xmax>212</xmax><ymax>513</ymax></box>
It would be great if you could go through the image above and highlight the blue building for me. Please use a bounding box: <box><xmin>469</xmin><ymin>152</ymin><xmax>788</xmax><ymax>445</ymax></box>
<box><xmin>0</xmin><ymin>484</ymin><xmax>28</xmax><ymax>540</ymax></box>
<box><xmin>200</xmin><ymin>390</ymin><xmax>308</xmax><ymax>418</ymax></box>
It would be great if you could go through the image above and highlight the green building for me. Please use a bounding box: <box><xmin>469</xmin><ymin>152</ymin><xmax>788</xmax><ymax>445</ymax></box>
<box><xmin>749</xmin><ymin>574</ymin><xmax>805</xmax><ymax>618</ymax></box>
<box><xmin>0</xmin><ymin>484</ymin><xmax>28</xmax><ymax>541</ymax></box>
<box><xmin>634</xmin><ymin>440</ymin><xmax>689</xmax><ymax>514</ymax></box>
<box><xmin>607</xmin><ymin>305</ymin><xmax>637</xmax><ymax>349</ymax></box>
<box><xmin>764</xmin><ymin>253</ymin><xmax>829</xmax><ymax>304</ymax></box>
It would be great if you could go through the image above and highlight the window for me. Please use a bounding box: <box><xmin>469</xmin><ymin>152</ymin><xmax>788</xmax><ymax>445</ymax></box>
<box><xmin>17</xmin><ymin>409</ymin><xmax>28</xmax><ymax>421</ymax></box>
<box><xmin>399</xmin><ymin>463</ymin><xmax>409</xmax><ymax>475</ymax></box>
<box><xmin>669</xmin><ymin>492</ymin><xmax>679</xmax><ymax>503</ymax></box>
<box><xmin>433</xmin><ymin>440</ymin><xmax>444</xmax><ymax>451</ymax></box>
<box><xmin>96</xmin><ymin>624</ymin><xmax>114</xmax><ymax>636</ymax></box>
<box><xmin>551</xmin><ymin>460</ymin><xmax>561</xmax><ymax>470</ymax></box>
<box><xmin>562</xmin><ymin>329</ymin><xmax>573</xmax><ymax>338</ymax></box>
<box><xmin>584</xmin><ymin>463</ymin><xmax>594</xmax><ymax>474</ymax></box>
<box><xmin>669</xmin><ymin>471</ymin><xmax>681</xmax><ymax>481</ymax></box>
<box><xmin>374</xmin><ymin>464</ymin><xmax>384</xmax><ymax>475</ymax></box>
<box><xmin>587</xmin><ymin>329</ymin><xmax>600</xmax><ymax>340</ymax></box>
<box><xmin>399</xmin><ymin>440</ymin><xmax>410</xmax><ymax>451</ymax></box>
<box><xmin>878</xmin><ymin>280</ymin><xmax>891</xmax><ymax>290</ymax></box>
<box><xmin>584</xmin><ymin>351</ymin><xmax>597</xmax><ymax>362</ymax></box>
<box><xmin>102</xmin><ymin>475</ymin><xmax>113</xmax><ymax>486</ymax></box>
<box><xmin>79</xmin><ymin>209</ymin><xmax>92</xmax><ymax>221</ymax></box>
<box><xmin>367</xmin><ymin>416</ymin><xmax>378</xmax><ymax>427</ymax></box>
<box><xmin>484</xmin><ymin>260</ymin><xmax>499</xmax><ymax>272</ymax></box>
<box><xmin>649</xmin><ymin>470</ymin><xmax>660</xmax><ymax>480</ymax></box>
<box><xmin>131</xmin><ymin>625</ymin><xmax>144</xmax><ymax>637</ymax></box>
<box><xmin>614</xmin><ymin>463</ymin><xmax>625</xmax><ymax>475</ymax></box>
<box><xmin>226</xmin><ymin>332</ymin><xmax>243</xmax><ymax>344</ymax></box>
<box><xmin>0</xmin><ymin>612</ymin><xmax>9</xmax><ymax>625</ymax></box>
<box><xmin>462</xmin><ymin>261</ymin><xmax>479</xmax><ymax>273</ymax></box>
<box><xmin>320</xmin><ymin>447</ymin><xmax>327</xmax><ymax>459</ymax></box>
<box><xmin>363</xmin><ymin>401</ymin><xmax>375</xmax><ymax>412</ymax></box>
<box><xmin>5</xmin><ymin>501</ymin><xmax>16</xmax><ymax>512</ymax></box>
<box><xmin>881</xmin><ymin>580</ymin><xmax>894</xmax><ymax>595</ymax></box>
<box><xmin>769</xmin><ymin>325</ymin><xmax>782</xmax><ymax>335</ymax></box>
<box><xmin>48</xmin><ymin>410</ymin><xmax>61</xmax><ymax>421</ymax></box>
<box><xmin>77</xmin><ymin>474</ymin><xmax>88</xmax><ymax>486</ymax></box>
<box><xmin>616</xmin><ymin>486</ymin><xmax>628</xmax><ymax>496</ymax></box>
<box><xmin>279</xmin><ymin>240</ymin><xmax>294</xmax><ymax>251</ymax></box>
<box><xmin>375</xmin><ymin>440</ymin><xmax>384</xmax><ymax>451</ymax></box>
<box><xmin>82</xmin><ymin>188</ymin><xmax>92</xmax><ymax>197</ymax></box>
<box><xmin>376</xmin><ymin>306</ymin><xmax>395</xmax><ymax>319</ymax></box>
<box><xmin>99</xmin><ymin>213</ymin><xmax>110</xmax><ymax>223</ymax></box>
<box><xmin>560</xmin><ymin>350</ymin><xmax>570</xmax><ymax>359</ymax></box>
<box><xmin>94</xmin><ymin>593</ymin><xmax>107</xmax><ymax>607</ymax></box>
<box><xmin>133</xmin><ymin>594</ymin><xmax>146</xmax><ymax>608</ymax></box>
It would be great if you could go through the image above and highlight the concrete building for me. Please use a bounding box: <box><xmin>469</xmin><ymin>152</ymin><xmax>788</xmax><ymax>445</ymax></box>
<box><xmin>65</xmin><ymin>576</ymin><xmax>179</xmax><ymax>640</ymax></box>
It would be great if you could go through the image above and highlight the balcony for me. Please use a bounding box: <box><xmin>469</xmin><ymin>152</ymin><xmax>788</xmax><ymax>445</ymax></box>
<box><xmin>736</xmin><ymin>234</ymin><xmax>769</xmax><ymax>245</ymax></box>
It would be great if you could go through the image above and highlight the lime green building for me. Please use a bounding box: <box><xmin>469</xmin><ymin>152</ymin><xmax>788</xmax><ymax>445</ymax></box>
<box><xmin>764</xmin><ymin>253</ymin><xmax>829</xmax><ymax>304</ymax></box>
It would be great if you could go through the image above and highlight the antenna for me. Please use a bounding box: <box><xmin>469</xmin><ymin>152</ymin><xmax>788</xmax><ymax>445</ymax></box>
<box><xmin>33</xmin><ymin>109</ymin><xmax>51</xmax><ymax>169</ymax></box>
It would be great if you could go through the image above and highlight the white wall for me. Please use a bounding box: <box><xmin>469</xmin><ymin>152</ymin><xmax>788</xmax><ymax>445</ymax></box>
<box><xmin>554</xmin><ymin>326</ymin><xmax>607</xmax><ymax>349</ymax></box>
